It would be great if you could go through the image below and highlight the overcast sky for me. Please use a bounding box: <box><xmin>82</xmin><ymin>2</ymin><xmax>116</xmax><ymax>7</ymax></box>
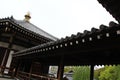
<box><xmin>0</xmin><ymin>0</ymin><xmax>117</xmax><ymax>38</ymax></box>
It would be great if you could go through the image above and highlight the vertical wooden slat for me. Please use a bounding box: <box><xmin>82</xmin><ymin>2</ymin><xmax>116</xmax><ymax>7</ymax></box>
<box><xmin>90</xmin><ymin>65</ymin><xmax>94</xmax><ymax>80</ymax></box>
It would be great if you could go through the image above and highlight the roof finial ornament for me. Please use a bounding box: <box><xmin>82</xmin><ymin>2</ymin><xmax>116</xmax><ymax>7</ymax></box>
<box><xmin>10</xmin><ymin>15</ymin><xmax>13</xmax><ymax>19</ymax></box>
<box><xmin>24</xmin><ymin>12</ymin><xmax>31</xmax><ymax>22</ymax></box>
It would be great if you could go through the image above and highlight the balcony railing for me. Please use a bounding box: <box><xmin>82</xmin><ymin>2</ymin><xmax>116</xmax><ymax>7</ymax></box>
<box><xmin>17</xmin><ymin>71</ymin><xmax>57</xmax><ymax>80</ymax></box>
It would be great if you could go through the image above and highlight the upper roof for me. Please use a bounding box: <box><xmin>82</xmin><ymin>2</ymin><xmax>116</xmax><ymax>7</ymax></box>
<box><xmin>97</xmin><ymin>0</ymin><xmax>120</xmax><ymax>23</ymax></box>
<box><xmin>10</xmin><ymin>17</ymin><xmax>58</xmax><ymax>41</ymax></box>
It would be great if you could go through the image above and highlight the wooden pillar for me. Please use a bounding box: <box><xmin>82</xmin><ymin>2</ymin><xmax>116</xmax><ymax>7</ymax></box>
<box><xmin>57</xmin><ymin>56</ymin><xmax>64</xmax><ymax>80</ymax></box>
<box><xmin>1</xmin><ymin>34</ymin><xmax>15</xmax><ymax>75</ymax></box>
<box><xmin>90</xmin><ymin>65</ymin><xmax>94</xmax><ymax>80</ymax></box>
<box><xmin>0</xmin><ymin>47</ymin><xmax>6</xmax><ymax>66</ymax></box>
<box><xmin>16</xmin><ymin>60</ymin><xmax>22</xmax><ymax>77</ymax></box>
<box><xmin>29</xmin><ymin>61</ymin><xmax>34</xmax><ymax>80</ymax></box>
<box><xmin>12</xmin><ymin>58</ymin><xmax>19</xmax><ymax>77</ymax></box>
<box><xmin>42</xmin><ymin>64</ymin><xmax>49</xmax><ymax>74</ymax></box>
<box><xmin>9</xmin><ymin>58</ymin><xmax>19</xmax><ymax>78</ymax></box>
<box><xmin>1</xmin><ymin>33</ymin><xmax>15</xmax><ymax>71</ymax></box>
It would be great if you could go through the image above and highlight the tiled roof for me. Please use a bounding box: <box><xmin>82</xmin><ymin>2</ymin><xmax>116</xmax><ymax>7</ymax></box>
<box><xmin>98</xmin><ymin>0</ymin><xmax>120</xmax><ymax>23</ymax></box>
<box><xmin>0</xmin><ymin>16</ymin><xmax>58</xmax><ymax>41</ymax></box>
<box><xmin>13</xmin><ymin>21</ymin><xmax>120</xmax><ymax>57</ymax></box>
<box><xmin>11</xmin><ymin>18</ymin><xmax>58</xmax><ymax>41</ymax></box>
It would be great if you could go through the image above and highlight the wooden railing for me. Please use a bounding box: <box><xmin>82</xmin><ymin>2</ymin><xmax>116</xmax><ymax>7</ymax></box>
<box><xmin>0</xmin><ymin>66</ymin><xmax>12</xmax><ymax>74</ymax></box>
<box><xmin>17</xmin><ymin>71</ymin><xmax>57</xmax><ymax>80</ymax></box>
<box><xmin>0</xmin><ymin>66</ymin><xmax>57</xmax><ymax>80</ymax></box>
<box><xmin>0</xmin><ymin>66</ymin><xmax>15</xmax><ymax>78</ymax></box>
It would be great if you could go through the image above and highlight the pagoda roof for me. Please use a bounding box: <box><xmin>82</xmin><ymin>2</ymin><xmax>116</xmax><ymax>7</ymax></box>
<box><xmin>12</xmin><ymin>19</ymin><xmax>58</xmax><ymax>41</ymax></box>
<box><xmin>0</xmin><ymin>16</ymin><xmax>58</xmax><ymax>41</ymax></box>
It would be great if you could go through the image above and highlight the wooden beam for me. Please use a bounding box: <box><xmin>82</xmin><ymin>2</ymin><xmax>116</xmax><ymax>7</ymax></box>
<box><xmin>0</xmin><ymin>41</ymin><xmax>9</xmax><ymax>48</ymax></box>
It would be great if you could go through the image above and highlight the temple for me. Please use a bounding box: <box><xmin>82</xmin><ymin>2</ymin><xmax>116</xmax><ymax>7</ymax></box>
<box><xmin>1</xmin><ymin>0</ymin><xmax>120</xmax><ymax>80</ymax></box>
<box><xmin>0</xmin><ymin>14</ymin><xmax>58</xmax><ymax>76</ymax></box>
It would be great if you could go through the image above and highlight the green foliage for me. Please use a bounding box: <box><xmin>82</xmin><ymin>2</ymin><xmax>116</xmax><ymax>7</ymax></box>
<box><xmin>94</xmin><ymin>65</ymin><xmax>120</xmax><ymax>80</ymax></box>
<box><xmin>94</xmin><ymin>67</ymin><xmax>105</xmax><ymax>80</ymax></box>
<box><xmin>73</xmin><ymin>66</ymin><xmax>90</xmax><ymax>80</ymax></box>
<box><xmin>64</xmin><ymin>66</ymin><xmax>74</xmax><ymax>73</ymax></box>
<box><xmin>65</xmin><ymin>65</ymin><xmax>120</xmax><ymax>80</ymax></box>
<box><xmin>99</xmin><ymin>65</ymin><xmax>117</xmax><ymax>80</ymax></box>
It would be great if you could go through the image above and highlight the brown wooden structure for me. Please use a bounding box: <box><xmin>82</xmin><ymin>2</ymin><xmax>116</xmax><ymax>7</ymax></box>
<box><xmin>2</xmin><ymin>0</ymin><xmax>120</xmax><ymax>80</ymax></box>
<box><xmin>12</xmin><ymin>21</ymin><xmax>120</xmax><ymax>80</ymax></box>
<box><xmin>0</xmin><ymin>15</ymin><xmax>57</xmax><ymax>75</ymax></box>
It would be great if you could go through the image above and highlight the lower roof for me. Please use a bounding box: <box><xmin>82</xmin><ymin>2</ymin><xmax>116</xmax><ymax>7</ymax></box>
<box><xmin>13</xmin><ymin>21</ymin><xmax>120</xmax><ymax>65</ymax></box>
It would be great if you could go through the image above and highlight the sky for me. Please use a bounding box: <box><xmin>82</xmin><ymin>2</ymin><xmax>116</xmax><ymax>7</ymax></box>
<box><xmin>0</xmin><ymin>0</ymin><xmax>117</xmax><ymax>38</ymax></box>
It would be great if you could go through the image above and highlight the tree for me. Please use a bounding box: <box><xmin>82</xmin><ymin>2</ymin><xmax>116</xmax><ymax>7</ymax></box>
<box><xmin>64</xmin><ymin>66</ymin><xmax>74</xmax><ymax>73</ymax></box>
<box><xmin>73</xmin><ymin>66</ymin><xmax>90</xmax><ymax>80</ymax></box>
<box><xmin>94</xmin><ymin>67</ymin><xmax>105</xmax><ymax>80</ymax></box>
<box><xmin>98</xmin><ymin>65</ymin><xmax>120</xmax><ymax>80</ymax></box>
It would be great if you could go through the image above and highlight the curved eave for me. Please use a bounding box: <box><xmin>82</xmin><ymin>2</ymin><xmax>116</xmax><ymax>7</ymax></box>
<box><xmin>12</xmin><ymin>19</ymin><xmax>58</xmax><ymax>41</ymax></box>
<box><xmin>13</xmin><ymin>21</ymin><xmax>120</xmax><ymax>59</ymax></box>
<box><xmin>0</xmin><ymin>19</ymin><xmax>53</xmax><ymax>43</ymax></box>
